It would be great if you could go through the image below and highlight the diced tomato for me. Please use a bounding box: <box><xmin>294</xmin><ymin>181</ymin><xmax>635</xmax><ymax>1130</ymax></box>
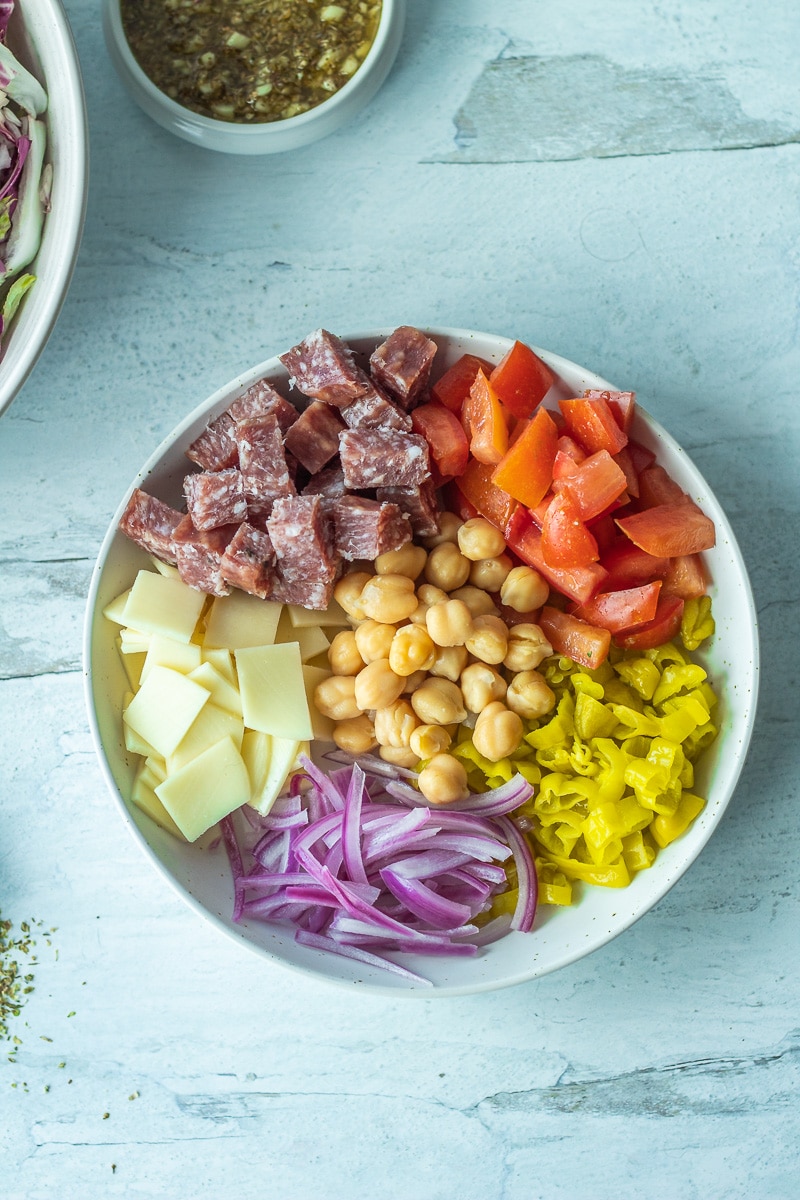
<box><xmin>559</xmin><ymin>396</ymin><xmax>628</xmax><ymax>456</ymax></box>
<box><xmin>572</xmin><ymin>581</ymin><xmax>662</xmax><ymax>634</ymax></box>
<box><xmin>490</xmin><ymin>404</ymin><xmax>559</xmax><ymax>509</ymax></box>
<box><xmin>411</xmin><ymin>401</ymin><xmax>469</xmax><ymax>481</ymax></box>
<box><xmin>455</xmin><ymin>458</ymin><xmax>518</xmax><ymax>531</ymax></box>
<box><xmin>555</xmin><ymin>449</ymin><xmax>628</xmax><ymax>521</ymax></box>
<box><xmin>600</xmin><ymin>539</ymin><xmax>671</xmax><ymax>589</ymax></box>
<box><xmin>556</xmin><ymin>434</ymin><xmax>586</xmax><ymax>463</ymax></box>
<box><xmin>616</xmin><ymin>503</ymin><xmax>716</xmax><ymax>557</ymax></box>
<box><xmin>539</xmin><ymin>605</ymin><xmax>611</xmax><ymax>669</ymax></box>
<box><xmin>612</xmin><ymin>446</ymin><xmax>639</xmax><ymax>498</ymax></box>
<box><xmin>614</xmin><ymin>595</ymin><xmax>685</xmax><ymax>650</ymax></box>
<box><xmin>506</xmin><ymin>507</ymin><xmax>607</xmax><ymax>604</ymax></box>
<box><xmin>637</xmin><ymin>464</ymin><xmax>691</xmax><ymax>509</ymax></box>
<box><xmin>626</xmin><ymin>439</ymin><xmax>657</xmax><ymax>475</ymax></box>
<box><xmin>431</xmin><ymin>353</ymin><xmax>494</xmax><ymax>413</ymax></box>
<box><xmin>552</xmin><ymin>450</ymin><xmax>581</xmax><ymax>484</ymax></box>
<box><xmin>587</xmin><ymin>511</ymin><xmax>618</xmax><ymax>556</ymax></box>
<box><xmin>489</xmin><ymin>340</ymin><xmax>555</xmax><ymax>420</ymax></box>
<box><xmin>462</xmin><ymin>370</ymin><xmax>509</xmax><ymax>465</ymax></box>
<box><xmin>584</xmin><ymin>389</ymin><xmax>636</xmax><ymax>434</ymax></box>
<box><xmin>541</xmin><ymin>490</ymin><xmax>599</xmax><ymax>568</ymax></box>
<box><xmin>661</xmin><ymin>553</ymin><xmax>708</xmax><ymax>600</ymax></box>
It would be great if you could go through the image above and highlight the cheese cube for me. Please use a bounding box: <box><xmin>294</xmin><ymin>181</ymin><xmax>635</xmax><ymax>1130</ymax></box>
<box><xmin>234</xmin><ymin>642</ymin><xmax>312</xmax><ymax>740</ymax></box>
<box><xmin>122</xmin><ymin>570</ymin><xmax>205</xmax><ymax>644</ymax></box>
<box><xmin>203</xmin><ymin>591</ymin><xmax>283</xmax><ymax>650</ymax></box>
<box><xmin>156</xmin><ymin>736</ymin><xmax>251</xmax><ymax>842</ymax></box>
<box><xmin>123</xmin><ymin>664</ymin><xmax>210</xmax><ymax>758</ymax></box>
<box><xmin>168</xmin><ymin>703</ymin><xmax>244</xmax><ymax>773</ymax></box>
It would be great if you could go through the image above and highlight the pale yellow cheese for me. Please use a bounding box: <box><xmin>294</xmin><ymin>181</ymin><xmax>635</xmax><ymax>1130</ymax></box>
<box><xmin>144</xmin><ymin>754</ymin><xmax>167</xmax><ymax>784</ymax></box>
<box><xmin>123</xmin><ymin>664</ymin><xmax>210</xmax><ymax>758</ymax></box>
<box><xmin>122</xmin><ymin>570</ymin><xmax>205</xmax><ymax>644</ymax></box>
<box><xmin>104</xmin><ymin>588</ymin><xmax>132</xmax><ymax>625</ymax></box>
<box><xmin>119</xmin><ymin>627</ymin><xmax>152</xmax><ymax>655</ymax></box>
<box><xmin>301</xmin><ymin>664</ymin><xmax>335</xmax><ymax>742</ymax></box>
<box><xmin>235</xmin><ymin>642</ymin><xmax>312</xmax><ymax>740</ymax></box>
<box><xmin>288</xmin><ymin>599</ymin><xmax>349</xmax><ymax>629</ymax></box>
<box><xmin>141</xmin><ymin>634</ymin><xmax>203</xmax><ymax>683</ymax></box>
<box><xmin>257</xmin><ymin>735</ymin><xmax>302</xmax><ymax>815</ymax></box>
<box><xmin>124</xmin><ymin>720</ymin><xmax>159</xmax><ymax>759</ymax></box>
<box><xmin>187</xmin><ymin>661</ymin><xmax>243</xmax><ymax>717</ymax></box>
<box><xmin>201</xmin><ymin>647</ymin><xmax>236</xmax><ymax>685</ymax></box>
<box><xmin>241</xmin><ymin>729</ymin><xmax>273</xmax><ymax>802</ymax></box>
<box><xmin>149</xmin><ymin>555</ymin><xmax>180</xmax><ymax>579</ymax></box>
<box><xmin>168</xmin><ymin>703</ymin><xmax>244</xmax><ymax>773</ymax></box>
<box><xmin>203</xmin><ymin>590</ymin><xmax>283</xmax><ymax>650</ymax></box>
<box><xmin>117</xmin><ymin>639</ymin><xmax>146</xmax><ymax>689</ymax></box>
<box><xmin>156</xmin><ymin>736</ymin><xmax>251</xmax><ymax>842</ymax></box>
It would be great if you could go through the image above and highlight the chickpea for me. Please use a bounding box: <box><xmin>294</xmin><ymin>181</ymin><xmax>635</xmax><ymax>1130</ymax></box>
<box><xmin>417</xmin><ymin>583</ymin><xmax>449</xmax><ymax>608</ymax></box>
<box><xmin>503</xmin><ymin>623</ymin><xmax>554</xmax><ymax>672</ymax></box>
<box><xmin>425</xmin><ymin>598</ymin><xmax>473</xmax><ymax>647</ymax></box>
<box><xmin>409</xmin><ymin>723</ymin><xmax>453</xmax><ymax>760</ymax></box>
<box><xmin>420</xmin><ymin>510</ymin><xmax>462</xmax><ymax>548</ymax></box>
<box><xmin>389</xmin><ymin>625</ymin><xmax>436</xmax><ymax>676</ymax></box>
<box><xmin>460</xmin><ymin>662</ymin><xmax>507</xmax><ymax>714</ymax></box>
<box><xmin>353</xmin><ymin>658</ymin><xmax>405</xmax><ymax>711</ymax></box>
<box><xmin>418</xmin><ymin>753</ymin><xmax>469</xmax><ymax>805</ymax></box>
<box><xmin>374</xmin><ymin>699</ymin><xmax>419</xmax><ymax>748</ymax></box>
<box><xmin>469</xmin><ymin>553</ymin><xmax>513</xmax><ymax>592</ymax></box>
<box><xmin>424</xmin><ymin>542</ymin><xmax>471</xmax><ymax>592</ymax></box>
<box><xmin>359</xmin><ymin>573</ymin><xmax>418</xmax><ymax>623</ymax></box>
<box><xmin>450</xmin><ymin>585</ymin><xmax>498</xmax><ymax>618</ymax></box>
<box><xmin>428</xmin><ymin>644</ymin><xmax>468</xmax><ymax>682</ymax></box>
<box><xmin>334</xmin><ymin>570</ymin><xmax>372</xmax><ymax>621</ymax></box>
<box><xmin>472</xmin><ymin>701</ymin><xmax>524</xmax><ymax>762</ymax></box>
<box><xmin>374</xmin><ymin>543</ymin><xmax>427</xmax><ymax>580</ymax></box>
<box><xmin>457</xmin><ymin>516</ymin><xmax>507</xmax><ymax>561</ymax></box>
<box><xmin>332</xmin><ymin>713</ymin><xmax>376</xmax><ymax>755</ymax></box>
<box><xmin>500</xmin><ymin>564</ymin><xmax>550</xmax><ymax>614</ymax></box>
<box><xmin>506</xmin><ymin>669</ymin><xmax>556</xmax><ymax>720</ymax></box>
<box><xmin>410</xmin><ymin>678</ymin><xmax>467</xmax><ymax>726</ymax></box>
<box><xmin>327</xmin><ymin>629</ymin><xmax>364</xmax><ymax>676</ymax></box>
<box><xmin>354</xmin><ymin>619</ymin><xmax>396</xmax><ymax>664</ymax></box>
<box><xmin>465</xmin><ymin>613</ymin><xmax>509</xmax><ymax>665</ymax></box>
<box><xmin>401</xmin><ymin>669</ymin><xmax>428</xmax><ymax>694</ymax></box>
<box><xmin>379</xmin><ymin>745</ymin><xmax>420</xmax><ymax>770</ymax></box>
<box><xmin>313</xmin><ymin>674</ymin><xmax>361</xmax><ymax>721</ymax></box>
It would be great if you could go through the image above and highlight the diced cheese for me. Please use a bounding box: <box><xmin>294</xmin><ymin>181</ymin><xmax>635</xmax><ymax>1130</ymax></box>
<box><xmin>187</xmin><ymin>661</ymin><xmax>243</xmax><ymax>717</ymax></box>
<box><xmin>288</xmin><ymin>599</ymin><xmax>349</xmax><ymax>629</ymax></box>
<box><xmin>141</xmin><ymin>634</ymin><xmax>203</xmax><ymax>683</ymax></box>
<box><xmin>203</xmin><ymin>590</ymin><xmax>283</xmax><ymax>650</ymax></box>
<box><xmin>122</xmin><ymin>570</ymin><xmax>205</xmax><ymax>644</ymax></box>
<box><xmin>301</xmin><ymin>664</ymin><xmax>335</xmax><ymax>742</ymax></box>
<box><xmin>131</xmin><ymin>764</ymin><xmax>187</xmax><ymax>840</ymax></box>
<box><xmin>123</xmin><ymin>664</ymin><xmax>210</xmax><ymax>758</ymax></box>
<box><xmin>235</xmin><ymin>642</ymin><xmax>312</xmax><ymax>740</ymax></box>
<box><xmin>156</xmin><ymin>736</ymin><xmax>251</xmax><ymax>842</ymax></box>
<box><xmin>168</xmin><ymin>703</ymin><xmax>244</xmax><ymax>773</ymax></box>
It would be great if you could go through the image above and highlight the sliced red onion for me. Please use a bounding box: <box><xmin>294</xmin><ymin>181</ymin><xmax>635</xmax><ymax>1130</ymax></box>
<box><xmin>385</xmin><ymin>772</ymin><xmax>535</xmax><ymax>817</ymax></box>
<box><xmin>295</xmin><ymin>929</ymin><xmax>433</xmax><ymax>986</ymax></box>
<box><xmin>380</xmin><ymin>868</ymin><xmax>474</xmax><ymax>929</ymax></box>
<box><xmin>342</xmin><ymin>761</ymin><xmax>368</xmax><ymax>885</ymax></box>
<box><xmin>494</xmin><ymin>815</ymin><xmax>537</xmax><ymax>933</ymax></box>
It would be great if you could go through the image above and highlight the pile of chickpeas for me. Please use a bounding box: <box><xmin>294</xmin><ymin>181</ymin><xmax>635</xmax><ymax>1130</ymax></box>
<box><xmin>312</xmin><ymin>512</ymin><xmax>559</xmax><ymax>806</ymax></box>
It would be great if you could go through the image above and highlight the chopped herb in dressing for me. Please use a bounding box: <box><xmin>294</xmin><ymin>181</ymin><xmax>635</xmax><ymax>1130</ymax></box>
<box><xmin>121</xmin><ymin>0</ymin><xmax>383</xmax><ymax>123</ymax></box>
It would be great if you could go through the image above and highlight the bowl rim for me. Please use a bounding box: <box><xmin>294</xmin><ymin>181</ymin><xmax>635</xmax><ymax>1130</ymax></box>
<box><xmin>0</xmin><ymin>0</ymin><xmax>89</xmax><ymax>417</ymax></box>
<box><xmin>83</xmin><ymin>327</ymin><xmax>761</xmax><ymax>997</ymax></box>
<box><xmin>102</xmin><ymin>0</ymin><xmax>406</xmax><ymax>149</ymax></box>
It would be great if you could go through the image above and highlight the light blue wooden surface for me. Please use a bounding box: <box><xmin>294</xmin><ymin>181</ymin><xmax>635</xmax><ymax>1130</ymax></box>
<box><xmin>1</xmin><ymin>2</ymin><xmax>797</xmax><ymax>1196</ymax></box>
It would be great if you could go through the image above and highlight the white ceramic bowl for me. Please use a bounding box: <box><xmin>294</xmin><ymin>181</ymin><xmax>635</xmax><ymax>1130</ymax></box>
<box><xmin>84</xmin><ymin>328</ymin><xmax>760</xmax><ymax>995</ymax></box>
<box><xmin>0</xmin><ymin>0</ymin><xmax>88</xmax><ymax>417</ymax></box>
<box><xmin>102</xmin><ymin>0</ymin><xmax>406</xmax><ymax>155</ymax></box>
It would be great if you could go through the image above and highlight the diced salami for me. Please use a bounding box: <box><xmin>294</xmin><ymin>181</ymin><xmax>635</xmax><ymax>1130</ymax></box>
<box><xmin>228</xmin><ymin>377</ymin><xmax>299</xmax><ymax>434</ymax></box>
<box><xmin>340</xmin><ymin>387</ymin><xmax>412</xmax><ymax>432</ymax></box>
<box><xmin>118</xmin><ymin>488</ymin><xmax>183</xmax><ymax>565</ymax></box>
<box><xmin>283</xmin><ymin>401</ymin><xmax>345</xmax><ymax>474</ymax></box>
<box><xmin>339</xmin><ymin>429</ymin><xmax>430</xmax><ymax>490</ymax></box>
<box><xmin>173</xmin><ymin>516</ymin><xmax>237</xmax><ymax>596</ymax></box>
<box><xmin>301</xmin><ymin>463</ymin><xmax>347</xmax><ymax>500</ymax></box>
<box><xmin>369</xmin><ymin>326</ymin><xmax>438</xmax><ymax>411</ymax></box>
<box><xmin>235</xmin><ymin>413</ymin><xmax>296</xmax><ymax>512</ymax></box>
<box><xmin>219</xmin><ymin>522</ymin><xmax>277</xmax><ymax>599</ymax></box>
<box><xmin>269</xmin><ymin>569</ymin><xmax>336</xmax><ymax>611</ymax></box>
<box><xmin>377</xmin><ymin>479</ymin><xmax>441</xmax><ymax>538</ymax></box>
<box><xmin>267</xmin><ymin>495</ymin><xmax>338</xmax><ymax>591</ymax></box>
<box><xmin>184</xmin><ymin>468</ymin><xmax>247</xmax><ymax>531</ymax></box>
<box><xmin>186</xmin><ymin>412</ymin><xmax>238</xmax><ymax>472</ymax></box>
<box><xmin>333</xmin><ymin>496</ymin><xmax>412</xmax><ymax>561</ymax></box>
<box><xmin>279</xmin><ymin>328</ymin><xmax>374</xmax><ymax>408</ymax></box>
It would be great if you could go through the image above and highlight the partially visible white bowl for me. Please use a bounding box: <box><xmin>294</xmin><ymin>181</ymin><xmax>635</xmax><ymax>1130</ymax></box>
<box><xmin>0</xmin><ymin>0</ymin><xmax>88</xmax><ymax>417</ymax></box>
<box><xmin>102</xmin><ymin>0</ymin><xmax>406</xmax><ymax>155</ymax></box>
<box><xmin>84</xmin><ymin>328</ymin><xmax>760</xmax><ymax>995</ymax></box>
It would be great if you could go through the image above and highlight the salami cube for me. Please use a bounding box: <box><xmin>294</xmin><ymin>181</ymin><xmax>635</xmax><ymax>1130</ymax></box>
<box><xmin>235</xmin><ymin>413</ymin><xmax>296</xmax><ymax>510</ymax></box>
<box><xmin>377</xmin><ymin>479</ymin><xmax>441</xmax><ymax>539</ymax></box>
<box><xmin>283</xmin><ymin>401</ymin><xmax>345</xmax><ymax>474</ymax></box>
<box><xmin>333</xmin><ymin>496</ymin><xmax>412</xmax><ymax>562</ymax></box>
<box><xmin>269</xmin><ymin>569</ymin><xmax>336</xmax><ymax>611</ymax></box>
<box><xmin>118</xmin><ymin>488</ymin><xmax>184</xmax><ymax>565</ymax></box>
<box><xmin>227</xmin><ymin>378</ymin><xmax>298</xmax><ymax>434</ymax></box>
<box><xmin>340</xmin><ymin>386</ymin><xmax>412</xmax><ymax>432</ymax></box>
<box><xmin>219</xmin><ymin>522</ymin><xmax>277</xmax><ymax>599</ymax></box>
<box><xmin>369</xmin><ymin>326</ymin><xmax>438</xmax><ymax>411</ymax></box>
<box><xmin>173</xmin><ymin>516</ymin><xmax>237</xmax><ymax>596</ymax></box>
<box><xmin>301</xmin><ymin>463</ymin><xmax>347</xmax><ymax>500</ymax></box>
<box><xmin>186</xmin><ymin>412</ymin><xmax>238</xmax><ymax>472</ymax></box>
<box><xmin>267</xmin><ymin>495</ymin><xmax>338</xmax><ymax>588</ymax></box>
<box><xmin>184</xmin><ymin>468</ymin><xmax>247</xmax><ymax>531</ymax></box>
<box><xmin>339</xmin><ymin>429</ymin><xmax>430</xmax><ymax>490</ymax></box>
<box><xmin>279</xmin><ymin>328</ymin><xmax>373</xmax><ymax>408</ymax></box>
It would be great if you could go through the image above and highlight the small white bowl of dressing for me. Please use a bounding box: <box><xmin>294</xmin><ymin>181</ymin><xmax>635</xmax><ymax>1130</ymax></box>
<box><xmin>102</xmin><ymin>0</ymin><xmax>406</xmax><ymax>154</ymax></box>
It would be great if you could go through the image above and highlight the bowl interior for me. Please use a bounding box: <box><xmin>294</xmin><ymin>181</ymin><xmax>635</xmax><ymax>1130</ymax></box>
<box><xmin>1</xmin><ymin>0</ymin><xmax>88</xmax><ymax>416</ymax></box>
<box><xmin>84</xmin><ymin>328</ymin><xmax>760</xmax><ymax>995</ymax></box>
